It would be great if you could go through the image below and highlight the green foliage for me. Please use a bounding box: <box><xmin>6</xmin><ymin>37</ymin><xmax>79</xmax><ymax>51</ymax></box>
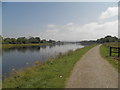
<box><xmin>80</xmin><ymin>35</ymin><xmax>119</xmax><ymax>45</ymax></box>
<box><xmin>10</xmin><ymin>38</ymin><xmax>17</xmax><ymax>44</ymax></box>
<box><xmin>97</xmin><ymin>35</ymin><xmax>118</xmax><ymax>43</ymax></box>
<box><xmin>17</xmin><ymin>37</ymin><xmax>28</xmax><ymax>44</ymax></box>
<box><xmin>40</xmin><ymin>39</ymin><xmax>47</xmax><ymax>43</ymax></box>
<box><xmin>35</xmin><ymin>37</ymin><xmax>41</xmax><ymax>43</ymax></box>
<box><xmin>48</xmin><ymin>40</ymin><xmax>56</xmax><ymax>44</ymax></box>
<box><xmin>2</xmin><ymin>36</ymin><xmax>57</xmax><ymax>44</ymax></box>
<box><xmin>28</xmin><ymin>37</ymin><xmax>41</xmax><ymax>43</ymax></box>
<box><xmin>3</xmin><ymin>38</ymin><xmax>12</xmax><ymax>44</ymax></box>
<box><xmin>3</xmin><ymin>45</ymin><xmax>96</xmax><ymax>88</ymax></box>
<box><xmin>0</xmin><ymin>35</ymin><xmax>2</xmax><ymax>44</ymax></box>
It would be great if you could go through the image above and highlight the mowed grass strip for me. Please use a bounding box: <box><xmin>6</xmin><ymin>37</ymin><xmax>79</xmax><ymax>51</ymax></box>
<box><xmin>3</xmin><ymin>45</ymin><xmax>96</xmax><ymax>88</ymax></box>
<box><xmin>100</xmin><ymin>45</ymin><xmax>120</xmax><ymax>72</ymax></box>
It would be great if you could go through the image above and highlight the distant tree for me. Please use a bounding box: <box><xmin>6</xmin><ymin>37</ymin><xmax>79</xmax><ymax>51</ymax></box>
<box><xmin>2</xmin><ymin>36</ymin><xmax>57</xmax><ymax>44</ymax></box>
<box><xmin>41</xmin><ymin>39</ymin><xmax>46</xmax><ymax>43</ymax></box>
<box><xmin>118</xmin><ymin>39</ymin><xmax>120</xmax><ymax>42</ymax></box>
<box><xmin>0</xmin><ymin>35</ymin><xmax>3</xmax><ymax>44</ymax></box>
<box><xmin>35</xmin><ymin>37</ymin><xmax>41</xmax><ymax>43</ymax></box>
<box><xmin>17</xmin><ymin>37</ymin><xmax>28</xmax><ymax>44</ymax></box>
<box><xmin>96</xmin><ymin>35</ymin><xmax>118</xmax><ymax>43</ymax></box>
<box><xmin>10</xmin><ymin>38</ymin><xmax>17</xmax><ymax>44</ymax></box>
<box><xmin>28</xmin><ymin>37</ymin><xmax>38</xmax><ymax>43</ymax></box>
<box><xmin>48</xmin><ymin>39</ymin><xmax>56</xmax><ymax>44</ymax></box>
<box><xmin>48</xmin><ymin>40</ymin><xmax>52</xmax><ymax>43</ymax></box>
<box><xmin>3</xmin><ymin>38</ymin><xmax>11</xmax><ymax>44</ymax></box>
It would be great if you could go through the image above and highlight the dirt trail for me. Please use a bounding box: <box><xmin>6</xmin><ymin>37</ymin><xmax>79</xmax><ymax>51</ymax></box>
<box><xmin>66</xmin><ymin>45</ymin><xmax>118</xmax><ymax>88</ymax></box>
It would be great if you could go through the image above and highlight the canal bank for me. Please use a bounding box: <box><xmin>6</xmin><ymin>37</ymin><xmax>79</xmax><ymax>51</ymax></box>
<box><xmin>3</xmin><ymin>44</ymin><xmax>96</xmax><ymax>88</ymax></box>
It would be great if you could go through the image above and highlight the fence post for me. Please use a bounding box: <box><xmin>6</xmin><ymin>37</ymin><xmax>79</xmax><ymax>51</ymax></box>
<box><xmin>110</xmin><ymin>47</ymin><xmax>112</xmax><ymax>56</ymax></box>
<box><xmin>118</xmin><ymin>48</ymin><xmax>120</xmax><ymax>57</ymax></box>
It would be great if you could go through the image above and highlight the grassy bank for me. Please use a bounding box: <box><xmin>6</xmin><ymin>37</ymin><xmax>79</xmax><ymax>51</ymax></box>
<box><xmin>100</xmin><ymin>45</ymin><xmax>120</xmax><ymax>72</ymax></box>
<box><xmin>103</xmin><ymin>42</ymin><xmax>120</xmax><ymax>47</ymax></box>
<box><xmin>3</xmin><ymin>44</ymin><xmax>96</xmax><ymax>88</ymax></box>
<box><xmin>2</xmin><ymin>43</ymin><xmax>50</xmax><ymax>48</ymax></box>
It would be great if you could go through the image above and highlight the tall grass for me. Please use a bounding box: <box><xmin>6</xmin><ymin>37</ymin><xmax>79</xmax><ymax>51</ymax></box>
<box><xmin>3</xmin><ymin>45</ymin><xmax>96</xmax><ymax>88</ymax></box>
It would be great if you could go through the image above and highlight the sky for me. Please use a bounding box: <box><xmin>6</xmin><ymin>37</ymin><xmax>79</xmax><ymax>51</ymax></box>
<box><xmin>2</xmin><ymin>0</ymin><xmax>119</xmax><ymax>2</ymax></box>
<box><xmin>0</xmin><ymin>2</ymin><xmax>2</xmax><ymax>35</ymax></box>
<box><xmin>2</xmin><ymin>2</ymin><xmax>118</xmax><ymax>41</ymax></box>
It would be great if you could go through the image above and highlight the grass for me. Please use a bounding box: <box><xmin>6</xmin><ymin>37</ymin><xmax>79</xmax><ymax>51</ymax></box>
<box><xmin>0</xmin><ymin>76</ymin><xmax>1</xmax><ymax>89</ymax></box>
<box><xmin>100</xmin><ymin>44</ymin><xmax>120</xmax><ymax>72</ymax></box>
<box><xmin>103</xmin><ymin>42</ymin><xmax>120</xmax><ymax>47</ymax></box>
<box><xmin>103</xmin><ymin>42</ymin><xmax>120</xmax><ymax>57</ymax></box>
<box><xmin>2</xmin><ymin>43</ymin><xmax>51</xmax><ymax>48</ymax></box>
<box><xmin>3</xmin><ymin>44</ymin><xmax>96</xmax><ymax>88</ymax></box>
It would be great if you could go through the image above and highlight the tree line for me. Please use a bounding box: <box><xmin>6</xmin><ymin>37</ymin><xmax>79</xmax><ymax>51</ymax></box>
<box><xmin>80</xmin><ymin>35</ymin><xmax>120</xmax><ymax>45</ymax></box>
<box><xmin>0</xmin><ymin>36</ymin><xmax>57</xmax><ymax>44</ymax></box>
<box><xmin>0</xmin><ymin>35</ymin><xmax>119</xmax><ymax>44</ymax></box>
<box><xmin>96</xmin><ymin>35</ymin><xmax>119</xmax><ymax>43</ymax></box>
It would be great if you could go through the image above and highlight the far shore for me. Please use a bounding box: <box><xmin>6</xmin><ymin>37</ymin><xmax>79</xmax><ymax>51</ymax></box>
<box><xmin>1</xmin><ymin>43</ymin><xmax>51</xmax><ymax>48</ymax></box>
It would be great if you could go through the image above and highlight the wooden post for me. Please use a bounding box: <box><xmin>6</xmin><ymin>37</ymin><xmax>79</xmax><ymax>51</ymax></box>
<box><xmin>118</xmin><ymin>48</ymin><xmax>120</xmax><ymax>57</ymax></box>
<box><xmin>110</xmin><ymin>47</ymin><xmax>112</xmax><ymax>56</ymax></box>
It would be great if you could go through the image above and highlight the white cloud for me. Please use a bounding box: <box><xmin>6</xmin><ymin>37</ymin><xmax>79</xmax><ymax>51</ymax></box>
<box><xmin>37</xmin><ymin>7</ymin><xmax>118</xmax><ymax>41</ymax></box>
<box><xmin>40</xmin><ymin>20</ymin><xmax>118</xmax><ymax>41</ymax></box>
<box><xmin>99</xmin><ymin>7</ymin><xmax>118</xmax><ymax>19</ymax></box>
<box><xmin>47</xmin><ymin>24</ymin><xmax>56</xmax><ymax>28</ymax></box>
<box><xmin>66</xmin><ymin>22</ymin><xmax>75</xmax><ymax>26</ymax></box>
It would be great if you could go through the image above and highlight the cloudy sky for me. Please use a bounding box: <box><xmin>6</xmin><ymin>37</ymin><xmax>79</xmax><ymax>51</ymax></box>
<box><xmin>0</xmin><ymin>2</ymin><xmax>1</xmax><ymax>35</ymax></box>
<box><xmin>2</xmin><ymin>2</ymin><xmax>118</xmax><ymax>41</ymax></box>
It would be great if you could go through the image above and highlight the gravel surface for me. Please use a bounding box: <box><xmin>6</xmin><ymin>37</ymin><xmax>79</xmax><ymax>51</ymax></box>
<box><xmin>66</xmin><ymin>45</ymin><xmax>118</xmax><ymax>88</ymax></box>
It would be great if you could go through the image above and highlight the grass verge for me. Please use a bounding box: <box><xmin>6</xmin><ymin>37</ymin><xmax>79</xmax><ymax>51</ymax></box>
<box><xmin>2</xmin><ymin>43</ymin><xmax>50</xmax><ymax>48</ymax></box>
<box><xmin>103</xmin><ymin>42</ymin><xmax>120</xmax><ymax>47</ymax></box>
<box><xmin>3</xmin><ymin>44</ymin><xmax>96</xmax><ymax>88</ymax></box>
<box><xmin>100</xmin><ymin>45</ymin><xmax>120</xmax><ymax>72</ymax></box>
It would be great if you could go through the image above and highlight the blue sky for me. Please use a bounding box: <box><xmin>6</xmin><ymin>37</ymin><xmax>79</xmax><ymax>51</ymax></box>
<box><xmin>2</xmin><ymin>2</ymin><xmax>118</xmax><ymax>41</ymax></box>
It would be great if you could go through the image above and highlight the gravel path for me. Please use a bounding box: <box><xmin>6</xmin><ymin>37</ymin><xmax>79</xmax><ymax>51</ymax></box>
<box><xmin>66</xmin><ymin>45</ymin><xmax>118</xmax><ymax>88</ymax></box>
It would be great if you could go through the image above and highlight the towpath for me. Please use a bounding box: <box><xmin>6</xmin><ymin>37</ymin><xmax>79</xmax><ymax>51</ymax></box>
<box><xmin>66</xmin><ymin>45</ymin><xmax>118</xmax><ymax>88</ymax></box>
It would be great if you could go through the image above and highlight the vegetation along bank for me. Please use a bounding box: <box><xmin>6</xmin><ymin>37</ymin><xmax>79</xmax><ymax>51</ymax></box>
<box><xmin>100</xmin><ymin>42</ymin><xmax>120</xmax><ymax>72</ymax></box>
<box><xmin>3</xmin><ymin>44</ymin><xmax>96</xmax><ymax>88</ymax></box>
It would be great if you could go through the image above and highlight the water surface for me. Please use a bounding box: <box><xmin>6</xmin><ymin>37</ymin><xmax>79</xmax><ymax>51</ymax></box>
<box><xmin>2</xmin><ymin>44</ymin><xmax>84</xmax><ymax>76</ymax></box>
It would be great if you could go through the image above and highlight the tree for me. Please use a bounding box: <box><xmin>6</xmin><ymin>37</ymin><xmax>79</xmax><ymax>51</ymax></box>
<box><xmin>3</xmin><ymin>38</ymin><xmax>11</xmax><ymax>44</ymax></box>
<box><xmin>17</xmin><ymin>37</ymin><xmax>28</xmax><ymax>44</ymax></box>
<box><xmin>28</xmin><ymin>37</ymin><xmax>36</xmax><ymax>43</ymax></box>
<box><xmin>96</xmin><ymin>35</ymin><xmax>118</xmax><ymax>43</ymax></box>
<box><xmin>10</xmin><ymin>38</ymin><xmax>17</xmax><ymax>44</ymax></box>
<box><xmin>2</xmin><ymin>36</ymin><xmax>57</xmax><ymax>44</ymax></box>
<box><xmin>35</xmin><ymin>37</ymin><xmax>40</xmax><ymax>43</ymax></box>
<box><xmin>0</xmin><ymin>35</ymin><xmax>3</xmax><ymax>44</ymax></box>
<box><xmin>41</xmin><ymin>39</ymin><xmax>46</xmax><ymax>43</ymax></box>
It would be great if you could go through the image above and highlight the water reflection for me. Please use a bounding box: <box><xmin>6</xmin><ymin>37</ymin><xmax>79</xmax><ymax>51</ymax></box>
<box><xmin>3</xmin><ymin>46</ymin><xmax>43</xmax><ymax>53</ymax></box>
<box><xmin>2</xmin><ymin>44</ymin><xmax>84</xmax><ymax>76</ymax></box>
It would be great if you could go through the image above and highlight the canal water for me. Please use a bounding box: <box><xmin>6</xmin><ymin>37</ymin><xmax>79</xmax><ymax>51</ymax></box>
<box><xmin>2</xmin><ymin>44</ymin><xmax>84</xmax><ymax>76</ymax></box>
